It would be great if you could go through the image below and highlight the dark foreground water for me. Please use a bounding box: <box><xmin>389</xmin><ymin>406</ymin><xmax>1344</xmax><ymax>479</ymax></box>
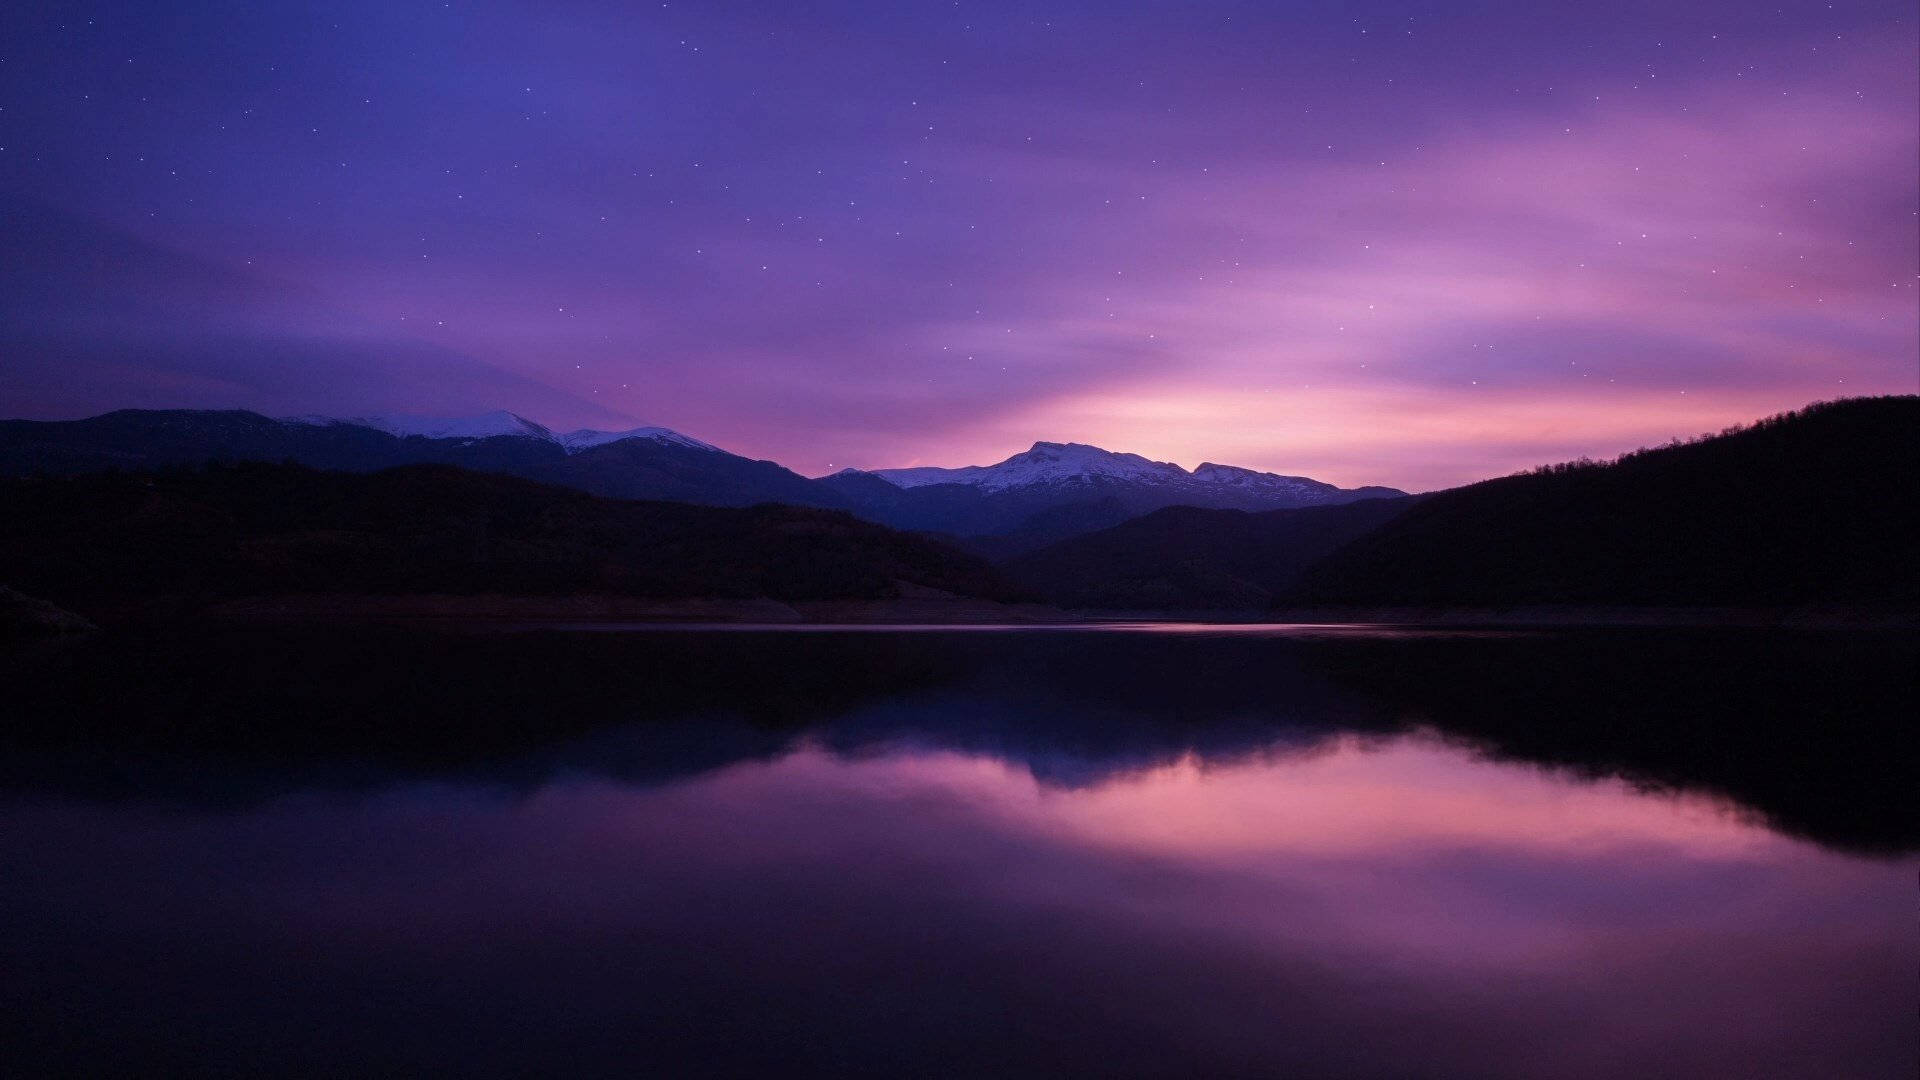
<box><xmin>1</xmin><ymin>624</ymin><xmax>1914</xmax><ymax>1079</ymax></box>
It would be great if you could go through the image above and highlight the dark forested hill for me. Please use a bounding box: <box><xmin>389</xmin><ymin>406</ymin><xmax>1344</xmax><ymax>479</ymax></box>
<box><xmin>0</xmin><ymin>462</ymin><xmax>1029</xmax><ymax>612</ymax></box>
<box><xmin>1004</xmin><ymin>497</ymin><xmax>1418</xmax><ymax>609</ymax></box>
<box><xmin>0</xmin><ymin>409</ymin><xmax>853</xmax><ymax>511</ymax></box>
<box><xmin>1295</xmin><ymin>396</ymin><xmax>1920</xmax><ymax>608</ymax></box>
<box><xmin>1003</xmin><ymin>396</ymin><xmax>1918</xmax><ymax>612</ymax></box>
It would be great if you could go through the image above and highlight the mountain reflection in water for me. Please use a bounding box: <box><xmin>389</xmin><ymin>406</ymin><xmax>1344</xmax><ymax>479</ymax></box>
<box><xmin>1</xmin><ymin>625</ymin><xmax>1913</xmax><ymax>1078</ymax></box>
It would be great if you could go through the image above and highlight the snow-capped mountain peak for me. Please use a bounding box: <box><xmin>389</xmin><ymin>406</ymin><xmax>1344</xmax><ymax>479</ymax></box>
<box><xmin>856</xmin><ymin>441</ymin><xmax>1395</xmax><ymax>508</ymax></box>
<box><xmin>558</xmin><ymin>426</ymin><xmax>720</xmax><ymax>453</ymax></box>
<box><xmin>872</xmin><ymin>441</ymin><xmax>1192</xmax><ymax>492</ymax></box>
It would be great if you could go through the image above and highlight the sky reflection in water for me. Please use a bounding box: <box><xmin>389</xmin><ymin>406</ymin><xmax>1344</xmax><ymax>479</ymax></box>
<box><xmin>1</xmin><ymin>627</ymin><xmax>1913</xmax><ymax>1078</ymax></box>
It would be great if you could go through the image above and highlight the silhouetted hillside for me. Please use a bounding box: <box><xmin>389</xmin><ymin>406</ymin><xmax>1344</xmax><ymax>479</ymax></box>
<box><xmin>814</xmin><ymin>472</ymin><xmax>1147</xmax><ymax>556</ymax></box>
<box><xmin>0</xmin><ymin>409</ymin><xmax>853</xmax><ymax>511</ymax></box>
<box><xmin>532</xmin><ymin>435</ymin><xmax>840</xmax><ymax>508</ymax></box>
<box><xmin>1296</xmin><ymin>396</ymin><xmax>1920</xmax><ymax>607</ymax></box>
<box><xmin>1006</xmin><ymin>497</ymin><xmax>1417</xmax><ymax>609</ymax></box>
<box><xmin>0</xmin><ymin>462</ymin><xmax>1030</xmax><ymax>612</ymax></box>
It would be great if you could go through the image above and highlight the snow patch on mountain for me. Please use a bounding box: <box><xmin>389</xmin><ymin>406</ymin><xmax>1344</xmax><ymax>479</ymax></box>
<box><xmin>285</xmin><ymin>412</ymin><xmax>718</xmax><ymax>454</ymax></box>
<box><xmin>1191</xmin><ymin>462</ymin><xmax>1335</xmax><ymax>497</ymax></box>
<box><xmin>340</xmin><ymin>410</ymin><xmax>555</xmax><ymax>441</ymax></box>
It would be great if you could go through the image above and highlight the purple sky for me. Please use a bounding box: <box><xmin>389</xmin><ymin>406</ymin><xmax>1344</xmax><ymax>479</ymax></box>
<box><xmin>2</xmin><ymin>1</ymin><xmax>1914</xmax><ymax>490</ymax></box>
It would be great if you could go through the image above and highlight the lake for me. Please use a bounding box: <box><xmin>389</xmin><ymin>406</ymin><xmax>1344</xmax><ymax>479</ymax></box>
<box><xmin>1</xmin><ymin>624</ymin><xmax>1913</xmax><ymax>1078</ymax></box>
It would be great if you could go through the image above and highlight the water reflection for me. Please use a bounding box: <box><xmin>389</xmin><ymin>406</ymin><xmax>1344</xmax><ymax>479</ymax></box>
<box><xmin>0</xmin><ymin>627</ymin><xmax>1914</xmax><ymax>1077</ymax></box>
<box><xmin>3</xmin><ymin>626</ymin><xmax>1911</xmax><ymax>852</ymax></box>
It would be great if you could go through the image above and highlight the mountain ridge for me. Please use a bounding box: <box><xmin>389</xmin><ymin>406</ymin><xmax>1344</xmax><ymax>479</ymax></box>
<box><xmin>0</xmin><ymin>408</ymin><xmax>1403</xmax><ymax>549</ymax></box>
<box><xmin>0</xmin><ymin>408</ymin><xmax>849</xmax><ymax>512</ymax></box>
<box><xmin>283</xmin><ymin>410</ymin><xmax>723</xmax><ymax>454</ymax></box>
<box><xmin>853</xmin><ymin>439</ymin><xmax>1405</xmax><ymax>504</ymax></box>
<box><xmin>823</xmin><ymin>439</ymin><xmax>1405</xmax><ymax>552</ymax></box>
<box><xmin>3</xmin><ymin>397</ymin><xmax>1911</xmax><ymax>615</ymax></box>
<box><xmin>1002</xmin><ymin>396</ymin><xmax>1919</xmax><ymax>611</ymax></box>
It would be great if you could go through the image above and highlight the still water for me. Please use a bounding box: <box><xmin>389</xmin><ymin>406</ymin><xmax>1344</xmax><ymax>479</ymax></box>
<box><xmin>2</xmin><ymin>625</ymin><xmax>1913</xmax><ymax>1078</ymax></box>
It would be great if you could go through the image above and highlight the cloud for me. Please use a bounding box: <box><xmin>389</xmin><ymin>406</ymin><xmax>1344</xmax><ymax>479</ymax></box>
<box><xmin>1</xmin><ymin>10</ymin><xmax>1911</xmax><ymax>486</ymax></box>
<box><xmin>0</xmin><ymin>198</ymin><xmax>636</xmax><ymax>425</ymax></box>
<box><xmin>837</xmin><ymin>48</ymin><xmax>1916</xmax><ymax>486</ymax></box>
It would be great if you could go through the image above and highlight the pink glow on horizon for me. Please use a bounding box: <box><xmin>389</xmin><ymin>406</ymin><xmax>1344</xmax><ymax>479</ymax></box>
<box><xmin>2</xmin><ymin>13</ymin><xmax>1912</xmax><ymax>492</ymax></box>
<box><xmin>801</xmin><ymin>58</ymin><xmax>1916</xmax><ymax>488</ymax></box>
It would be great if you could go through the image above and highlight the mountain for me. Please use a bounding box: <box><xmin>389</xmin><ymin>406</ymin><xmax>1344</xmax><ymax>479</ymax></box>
<box><xmin>1004</xmin><ymin>497</ymin><xmax>1419</xmax><ymax>609</ymax></box>
<box><xmin>0</xmin><ymin>409</ymin><xmax>849</xmax><ymax>511</ymax></box>
<box><xmin>872</xmin><ymin>441</ymin><xmax>1196</xmax><ymax>491</ymax></box>
<box><xmin>0</xmin><ymin>411</ymin><xmax>1406</xmax><ymax>551</ymax></box>
<box><xmin>0</xmin><ymin>461</ymin><xmax>1032</xmax><ymax>616</ymax></box>
<box><xmin>822</xmin><ymin>441</ymin><xmax>1405</xmax><ymax>554</ymax></box>
<box><xmin>1293</xmin><ymin>396</ymin><xmax>1920</xmax><ymax>608</ymax></box>
<box><xmin>514</xmin><ymin>431</ymin><xmax>838</xmax><ymax>508</ymax></box>
<box><xmin>864</xmin><ymin>440</ymin><xmax>1402</xmax><ymax>506</ymax></box>
<box><xmin>1003</xmin><ymin>396</ymin><xmax>1920</xmax><ymax>613</ymax></box>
